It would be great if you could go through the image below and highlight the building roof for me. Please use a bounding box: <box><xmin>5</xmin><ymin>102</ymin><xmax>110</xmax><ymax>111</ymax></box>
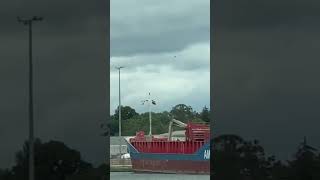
<box><xmin>158</xmin><ymin>130</ymin><xmax>186</xmax><ymax>137</ymax></box>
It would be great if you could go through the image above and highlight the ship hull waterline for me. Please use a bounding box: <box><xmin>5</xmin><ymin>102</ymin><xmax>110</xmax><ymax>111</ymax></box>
<box><xmin>131</xmin><ymin>159</ymin><xmax>209</xmax><ymax>174</ymax></box>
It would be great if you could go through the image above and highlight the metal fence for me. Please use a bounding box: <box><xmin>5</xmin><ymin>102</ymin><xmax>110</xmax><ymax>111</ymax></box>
<box><xmin>110</xmin><ymin>145</ymin><xmax>128</xmax><ymax>157</ymax></box>
<box><xmin>110</xmin><ymin>158</ymin><xmax>132</xmax><ymax>166</ymax></box>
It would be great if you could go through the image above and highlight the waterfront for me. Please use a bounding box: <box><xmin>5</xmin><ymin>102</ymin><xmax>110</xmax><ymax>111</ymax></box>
<box><xmin>110</xmin><ymin>172</ymin><xmax>210</xmax><ymax>180</ymax></box>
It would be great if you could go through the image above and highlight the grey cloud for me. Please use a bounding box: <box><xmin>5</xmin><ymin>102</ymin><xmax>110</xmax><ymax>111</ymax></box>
<box><xmin>111</xmin><ymin>27</ymin><xmax>209</xmax><ymax>57</ymax></box>
<box><xmin>110</xmin><ymin>42</ymin><xmax>210</xmax><ymax>73</ymax></box>
<box><xmin>111</xmin><ymin>0</ymin><xmax>210</xmax><ymax>56</ymax></box>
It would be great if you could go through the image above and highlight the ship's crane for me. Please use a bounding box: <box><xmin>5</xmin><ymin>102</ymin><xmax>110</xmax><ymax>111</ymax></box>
<box><xmin>167</xmin><ymin>118</ymin><xmax>187</xmax><ymax>141</ymax></box>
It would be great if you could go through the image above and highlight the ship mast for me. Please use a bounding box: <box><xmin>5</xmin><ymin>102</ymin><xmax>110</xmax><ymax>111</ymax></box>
<box><xmin>148</xmin><ymin>92</ymin><xmax>152</xmax><ymax>135</ymax></box>
<box><xmin>142</xmin><ymin>92</ymin><xmax>156</xmax><ymax>136</ymax></box>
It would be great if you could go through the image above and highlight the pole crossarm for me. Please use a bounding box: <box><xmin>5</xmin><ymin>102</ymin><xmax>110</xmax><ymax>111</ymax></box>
<box><xmin>17</xmin><ymin>16</ymin><xmax>43</xmax><ymax>25</ymax></box>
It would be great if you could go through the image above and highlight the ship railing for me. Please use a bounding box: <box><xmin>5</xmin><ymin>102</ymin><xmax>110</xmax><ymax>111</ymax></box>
<box><xmin>131</xmin><ymin>140</ymin><xmax>205</xmax><ymax>154</ymax></box>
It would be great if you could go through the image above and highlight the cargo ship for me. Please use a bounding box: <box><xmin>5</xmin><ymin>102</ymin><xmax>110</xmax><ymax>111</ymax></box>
<box><xmin>125</xmin><ymin>118</ymin><xmax>210</xmax><ymax>174</ymax></box>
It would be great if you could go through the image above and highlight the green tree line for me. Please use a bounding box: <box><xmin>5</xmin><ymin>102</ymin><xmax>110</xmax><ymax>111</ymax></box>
<box><xmin>108</xmin><ymin>104</ymin><xmax>211</xmax><ymax>136</ymax></box>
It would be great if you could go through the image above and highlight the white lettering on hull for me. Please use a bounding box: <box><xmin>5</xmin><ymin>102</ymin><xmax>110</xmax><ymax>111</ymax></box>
<box><xmin>204</xmin><ymin>150</ymin><xmax>210</xmax><ymax>159</ymax></box>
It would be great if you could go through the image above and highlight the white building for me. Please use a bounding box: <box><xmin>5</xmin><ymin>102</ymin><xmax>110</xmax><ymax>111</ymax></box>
<box><xmin>110</xmin><ymin>136</ymin><xmax>128</xmax><ymax>158</ymax></box>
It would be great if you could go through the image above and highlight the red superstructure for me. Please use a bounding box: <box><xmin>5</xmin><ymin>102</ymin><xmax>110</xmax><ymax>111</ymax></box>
<box><xmin>185</xmin><ymin>122</ymin><xmax>210</xmax><ymax>142</ymax></box>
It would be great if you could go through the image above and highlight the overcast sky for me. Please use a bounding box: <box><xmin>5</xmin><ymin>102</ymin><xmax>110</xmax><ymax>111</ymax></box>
<box><xmin>110</xmin><ymin>0</ymin><xmax>210</xmax><ymax>114</ymax></box>
<box><xmin>0</xmin><ymin>0</ymin><xmax>209</xmax><ymax>169</ymax></box>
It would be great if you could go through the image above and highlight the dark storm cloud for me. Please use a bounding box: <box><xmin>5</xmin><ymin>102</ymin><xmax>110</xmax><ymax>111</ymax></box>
<box><xmin>0</xmin><ymin>0</ymin><xmax>104</xmax><ymax>34</ymax></box>
<box><xmin>213</xmin><ymin>0</ymin><xmax>320</xmax><ymax>159</ymax></box>
<box><xmin>214</xmin><ymin>0</ymin><xmax>320</xmax><ymax>30</ymax></box>
<box><xmin>0</xmin><ymin>0</ymin><xmax>107</xmax><ymax>168</ymax></box>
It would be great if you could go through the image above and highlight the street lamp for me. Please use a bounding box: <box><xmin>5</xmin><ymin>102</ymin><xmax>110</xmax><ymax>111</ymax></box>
<box><xmin>115</xmin><ymin>66</ymin><xmax>124</xmax><ymax>137</ymax></box>
<box><xmin>17</xmin><ymin>16</ymin><xmax>43</xmax><ymax>180</ymax></box>
<box><xmin>115</xmin><ymin>66</ymin><xmax>124</xmax><ymax>157</ymax></box>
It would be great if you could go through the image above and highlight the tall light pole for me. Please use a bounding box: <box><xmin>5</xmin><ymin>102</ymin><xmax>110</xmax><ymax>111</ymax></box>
<box><xmin>115</xmin><ymin>66</ymin><xmax>124</xmax><ymax>136</ymax></box>
<box><xmin>18</xmin><ymin>16</ymin><xmax>43</xmax><ymax>180</ymax></box>
<box><xmin>115</xmin><ymin>66</ymin><xmax>124</xmax><ymax>157</ymax></box>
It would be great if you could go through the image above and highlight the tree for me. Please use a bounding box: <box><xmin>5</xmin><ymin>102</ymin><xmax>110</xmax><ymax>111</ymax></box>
<box><xmin>170</xmin><ymin>104</ymin><xmax>196</xmax><ymax>122</ymax></box>
<box><xmin>0</xmin><ymin>169</ymin><xmax>12</xmax><ymax>180</ymax></box>
<box><xmin>105</xmin><ymin>115</ymin><xmax>119</xmax><ymax>136</ymax></box>
<box><xmin>239</xmin><ymin>140</ymin><xmax>273</xmax><ymax>179</ymax></box>
<box><xmin>212</xmin><ymin>135</ymin><xmax>245</xmax><ymax>180</ymax></box>
<box><xmin>67</xmin><ymin>163</ymin><xmax>108</xmax><ymax>180</ymax></box>
<box><xmin>212</xmin><ymin>134</ymin><xmax>273</xmax><ymax>180</ymax></box>
<box><xmin>287</xmin><ymin>137</ymin><xmax>320</xmax><ymax>180</ymax></box>
<box><xmin>120</xmin><ymin>111</ymin><xmax>172</xmax><ymax>136</ymax></box>
<box><xmin>200</xmin><ymin>106</ymin><xmax>210</xmax><ymax>122</ymax></box>
<box><xmin>270</xmin><ymin>160</ymin><xmax>290</xmax><ymax>180</ymax></box>
<box><xmin>103</xmin><ymin>105</ymin><xmax>138</xmax><ymax>136</ymax></box>
<box><xmin>114</xmin><ymin>106</ymin><xmax>139</xmax><ymax>121</ymax></box>
<box><xmin>11</xmin><ymin>139</ymin><xmax>92</xmax><ymax>180</ymax></box>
